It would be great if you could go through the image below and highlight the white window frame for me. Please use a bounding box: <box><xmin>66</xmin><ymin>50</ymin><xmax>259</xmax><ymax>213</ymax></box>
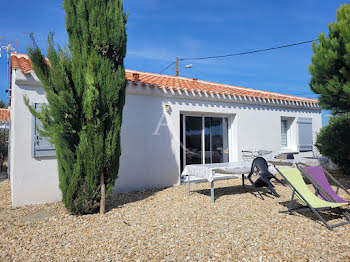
<box><xmin>280</xmin><ymin>117</ymin><xmax>296</xmax><ymax>151</ymax></box>
<box><xmin>281</xmin><ymin>118</ymin><xmax>289</xmax><ymax>148</ymax></box>
<box><xmin>181</xmin><ymin>112</ymin><xmax>234</xmax><ymax>169</ymax></box>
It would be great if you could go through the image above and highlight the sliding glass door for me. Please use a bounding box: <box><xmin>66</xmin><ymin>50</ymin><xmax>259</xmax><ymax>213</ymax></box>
<box><xmin>181</xmin><ymin>114</ymin><xmax>229</xmax><ymax>170</ymax></box>
<box><xmin>205</xmin><ymin>117</ymin><xmax>229</xmax><ymax>164</ymax></box>
<box><xmin>185</xmin><ymin>116</ymin><xmax>203</xmax><ymax>165</ymax></box>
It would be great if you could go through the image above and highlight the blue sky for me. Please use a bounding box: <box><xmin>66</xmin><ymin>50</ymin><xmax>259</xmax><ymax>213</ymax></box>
<box><xmin>1</xmin><ymin>0</ymin><xmax>347</xmax><ymax>124</ymax></box>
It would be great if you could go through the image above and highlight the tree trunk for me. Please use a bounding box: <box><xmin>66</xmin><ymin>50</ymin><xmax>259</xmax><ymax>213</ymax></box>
<box><xmin>100</xmin><ymin>172</ymin><xmax>106</xmax><ymax>214</ymax></box>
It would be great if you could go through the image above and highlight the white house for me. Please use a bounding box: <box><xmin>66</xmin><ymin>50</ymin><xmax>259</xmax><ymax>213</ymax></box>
<box><xmin>9</xmin><ymin>53</ymin><xmax>322</xmax><ymax>207</ymax></box>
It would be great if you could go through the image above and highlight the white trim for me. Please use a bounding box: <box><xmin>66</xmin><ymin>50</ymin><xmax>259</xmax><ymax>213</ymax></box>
<box><xmin>280</xmin><ymin>116</ymin><xmax>297</xmax><ymax>152</ymax></box>
<box><xmin>181</xmin><ymin>113</ymin><xmax>233</xmax><ymax>167</ymax></box>
<box><xmin>125</xmin><ymin>81</ymin><xmax>321</xmax><ymax>111</ymax></box>
<box><xmin>182</xmin><ymin>115</ymin><xmax>186</xmax><ymax>172</ymax></box>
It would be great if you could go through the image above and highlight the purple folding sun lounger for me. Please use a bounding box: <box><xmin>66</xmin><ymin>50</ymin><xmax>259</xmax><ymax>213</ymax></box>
<box><xmin>304</xmin><ymin>166</ymin><xmax>349</xmax><ymax>203</ymax></box>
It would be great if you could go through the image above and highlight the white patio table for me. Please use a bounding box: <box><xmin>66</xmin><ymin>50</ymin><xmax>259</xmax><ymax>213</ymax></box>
<box><xmin>182</xmin><ymin>162</ymin><xmax>252</xmax><ymax>203</ymax></box>
<box><xmin>182</xmin><ymin>161</ymin><xmax>278</xmax><ymax>203</ymax></box>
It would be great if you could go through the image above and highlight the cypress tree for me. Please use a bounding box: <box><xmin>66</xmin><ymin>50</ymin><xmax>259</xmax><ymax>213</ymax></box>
<box><xmin>25</xmin><ymin>0</ymin><xmax>127</xmax><ymax>214</ymax></box>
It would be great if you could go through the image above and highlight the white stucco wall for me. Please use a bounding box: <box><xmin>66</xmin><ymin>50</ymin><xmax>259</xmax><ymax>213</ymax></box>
<box><xmin>116</xmin><ymin>94</ymin><xmax>180</xmax><ymax>192</ymax></box>
<box><xmin>10</xmin><ymin>69</ymin><xmax>322</xmax><ymax>206</ymax></box>
<box><xmin>10</xmin><ymin>70</ymin><xmax>61</xmax><ymax>206</ymax></box>
<box><xmin>116</xmin><ymin>91</ymin><xmax>321</xmax><ymax>192</ymax></box>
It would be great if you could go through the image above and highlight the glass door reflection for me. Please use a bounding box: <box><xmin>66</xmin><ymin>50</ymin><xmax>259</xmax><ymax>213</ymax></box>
<box><xmin>182</xmin><ymin>115</ymin><xmax>229</xmax><ymax>169</ymax></box>
<box><xmin>185</xmin><ymin>116</ymin><xmax>203</xmax><ymax>165</ymax></box>
<box><xmin>205</xmin><ymin>117</ymin><xmax>229</xmax><ymax>164</ymax></box>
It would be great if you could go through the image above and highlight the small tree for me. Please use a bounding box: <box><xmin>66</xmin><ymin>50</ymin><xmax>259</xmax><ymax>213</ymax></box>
<box><xmin>26</xmin><ymin>0</ymin><xmax>127</xmax><ymax>214</ymax></box>
<box><xmin>309</xmin><ymin>4</ymin><xmax>350</xmax><ymax>171</ymax></box>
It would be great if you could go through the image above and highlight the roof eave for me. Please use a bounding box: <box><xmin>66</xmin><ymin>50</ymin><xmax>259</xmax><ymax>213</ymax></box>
<box><xmin>126</xmin><ymin>80</ymin><xmax>320</xmax><ymax>110</ymax></box>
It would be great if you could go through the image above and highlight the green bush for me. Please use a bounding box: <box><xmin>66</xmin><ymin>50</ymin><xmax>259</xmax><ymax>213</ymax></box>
<box><xmin>316</xmin><ymin>114</ymin><xmax>350</xmax><ymax>172</ymax></box>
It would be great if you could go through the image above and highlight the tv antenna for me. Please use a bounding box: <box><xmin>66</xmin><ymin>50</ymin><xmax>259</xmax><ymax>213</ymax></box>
<box><xmin>0</xmin><ymin>37</ymin><xmax>17</xmax><ymax>106</ymax></box>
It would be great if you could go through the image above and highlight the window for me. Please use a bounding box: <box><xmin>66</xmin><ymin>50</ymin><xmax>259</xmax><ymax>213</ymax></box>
<box><xmin>280</xmin><ymin>116</ymin><xmax>313</xmax><ymax>152</ymax></box>
<box><xmin>181</xmin><ymin>114</ymin><xmax>230</xmax><ymax>171</ymax></box>
<box><xmin>280</xmin><ymin>117</ymin><xmax>296</xmax><ymax>149</ymax></box>
<box><xmin>32</xmin><ymin>103</ymin><xmax>56</xmax><ymax>157</ymax></box>
<box><xmin>281</xmin><ymin>119</ymin><xmax>288</xmax><ymax>148</ymax></box>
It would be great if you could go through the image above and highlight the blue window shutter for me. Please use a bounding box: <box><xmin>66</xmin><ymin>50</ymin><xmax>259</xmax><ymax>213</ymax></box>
<box><xmin>32</xmin><ymin>103</ymin><xmax>56</xmax><ymax>157</ymax></box>
<box><xmin>298</xmin><ymin>117</ymin><xmax>313</xmax><ymax>152</ymax></box>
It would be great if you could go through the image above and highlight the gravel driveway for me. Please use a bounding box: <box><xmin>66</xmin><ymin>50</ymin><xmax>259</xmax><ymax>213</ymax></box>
<box><xmin>0</xmin><ymin>176</ymin><xmax>349</xmax><ymax>261</ymax></box>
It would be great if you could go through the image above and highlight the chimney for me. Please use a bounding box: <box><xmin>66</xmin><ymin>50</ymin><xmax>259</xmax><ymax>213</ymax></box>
<box><xmin>133</xmin><ymin>73</ymin><xmax>140</xmax><ymax>81</ymax></box>
<box><xmin>193</xmin><ymin>77</ymin><xmax>198</xmax><ymax>81</ymax></box>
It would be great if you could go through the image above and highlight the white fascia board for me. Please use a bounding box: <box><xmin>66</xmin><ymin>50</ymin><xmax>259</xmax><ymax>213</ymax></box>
<box><xmin>125</xmin><ymin>82</ymin><xmax>321</xmax><ymax>111</ymax></box>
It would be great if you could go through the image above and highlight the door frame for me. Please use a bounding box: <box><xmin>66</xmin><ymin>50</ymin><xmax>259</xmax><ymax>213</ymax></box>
<box><xmin>181</xmin><ymin>112</ymin><xmax>235</xmax><ymax>170</ymax></box>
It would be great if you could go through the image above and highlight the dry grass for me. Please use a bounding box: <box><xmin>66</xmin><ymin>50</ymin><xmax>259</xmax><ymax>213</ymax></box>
<box><xmin>0</xmin><ymin>175</ymin><xmax>350</xmax><ymax>262</ymax></box>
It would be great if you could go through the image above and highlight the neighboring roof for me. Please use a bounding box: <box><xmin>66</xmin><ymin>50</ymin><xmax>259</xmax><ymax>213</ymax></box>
<box><xmin>0</xmin><ymin>109</ymin><xmax>10</xmax><ymax>123</ymax></box>
<box><xmin>11</xmin><ymin>53</ymin><xmax>33</xmax><ymax>74</ymax></box>
<box><xmin>11</xmin><ymin>53</ymin><xmax>318</xmax><ymax>104</ymax></box>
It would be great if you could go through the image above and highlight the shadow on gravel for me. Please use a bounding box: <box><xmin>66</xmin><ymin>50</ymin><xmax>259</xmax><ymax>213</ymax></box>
<box><xmin>194</xmin><ymin>184</ymin><xmax>276</xmax><ymax>201</ymax></box>
<box><xmin>106</xmin><ymin>117</ymin><xmax>177</xmax><ymax>213</ymax></box>
<box><xmin>278</xmin><ymin>200</ymin><xmax>347</xmax><ymax>224</ymax></box>
<box><xmin>105</xmin><ymin>187</ymin><xmax>167</xmax><ymax>213</ymax></box>
<box><xmin>329</xmin><ymin>171</ymin><xmax>350</xmax><ymax>189</ymax></box>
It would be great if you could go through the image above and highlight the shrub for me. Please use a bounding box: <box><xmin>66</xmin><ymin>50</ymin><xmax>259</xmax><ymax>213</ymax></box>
<box><xmin>315</xmin><ymin>114</ymin><xmax>350</xmax><ymax>172</ymax></box>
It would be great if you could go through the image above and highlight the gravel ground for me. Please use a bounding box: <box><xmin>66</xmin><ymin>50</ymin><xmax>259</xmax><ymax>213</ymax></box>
<box><xmin>0</xmin><ymin>175</ymin><xmax>350</xmax><ymax>262</ymax></box>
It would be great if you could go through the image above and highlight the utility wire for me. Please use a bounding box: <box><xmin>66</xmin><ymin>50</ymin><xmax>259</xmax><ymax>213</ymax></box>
<box><xmin>181</xmin><ymin>40</ymin><xmax>317</xmax><ymax>61</ymax></box>
<box><xmin>158</xmin><ymin>39</ymin><xmax>317</xmax><ymax>74</ymax></box>
<box><xmin>159</xmin><ymin>61</ymin><xmax>175</xmax><ymax>74</ymax></box>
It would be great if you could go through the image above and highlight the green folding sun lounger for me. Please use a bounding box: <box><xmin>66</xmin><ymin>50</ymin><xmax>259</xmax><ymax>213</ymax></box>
<box><xmin>276</xmin><ymin>168</ymin><xmax>350</xmax><ymax>230</ymax></box>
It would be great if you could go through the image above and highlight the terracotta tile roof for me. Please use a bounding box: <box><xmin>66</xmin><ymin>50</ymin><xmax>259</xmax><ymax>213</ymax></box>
<box><xmin>11</xmin><ymin>53</ymin><xmax>33</xmax><ymax>74</ymax></box>
<box><xmin>11</xmin><ymin>53</ymin><xmax>318</xmax><ymax>104</ymax></box>
<box><xmin>126</xmin><ymin>70</ymin><xmax>318</xmax><ymax>104</ymax></box>
<box><xmin>0</xmin><ymin>109</ymin><xmax>10</xmax><ymax>123</ymax></box>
